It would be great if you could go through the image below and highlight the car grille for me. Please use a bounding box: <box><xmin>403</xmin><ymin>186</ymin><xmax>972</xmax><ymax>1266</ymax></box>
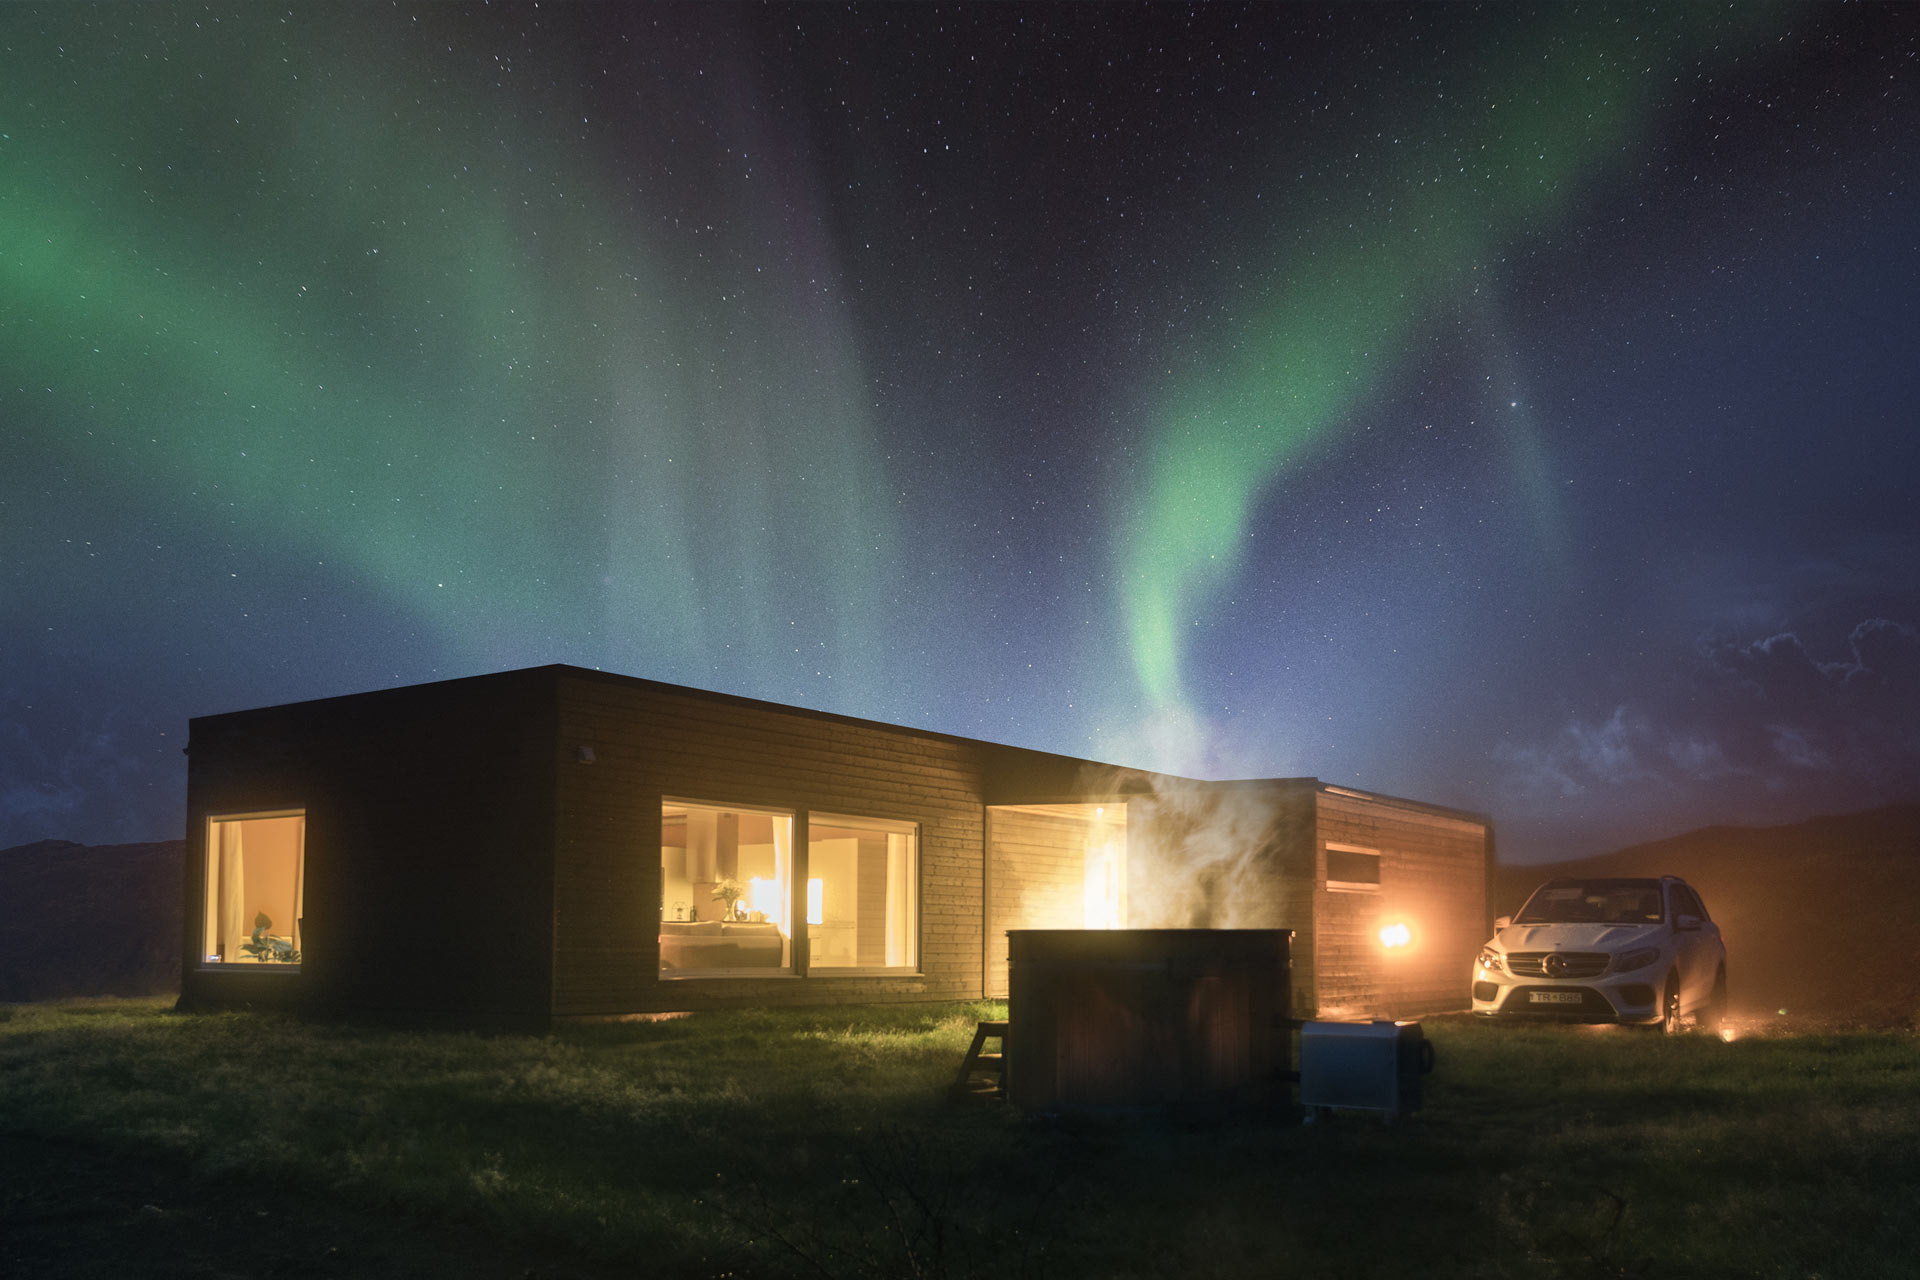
<box><xmin>1505</xmin><ymin>951</ymin><xmax>1610</xmax><ymax>979</ymax></box>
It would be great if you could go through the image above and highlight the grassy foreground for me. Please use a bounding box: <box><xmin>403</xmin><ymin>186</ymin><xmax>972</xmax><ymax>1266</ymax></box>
<box><xmin>2</xmin><ymin>1000</ymin><xmax>1915</xmax><ymax>1278</ymax></box>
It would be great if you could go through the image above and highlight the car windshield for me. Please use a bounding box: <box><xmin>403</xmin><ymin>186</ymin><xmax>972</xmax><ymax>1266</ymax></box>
<box><xmin>1516</xmin><ymin>878</ymin><xmax>1664</xmax><ymax>925</ymax></box>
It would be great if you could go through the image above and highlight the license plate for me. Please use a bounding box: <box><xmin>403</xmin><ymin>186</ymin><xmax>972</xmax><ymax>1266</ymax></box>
<box><xmin>1529</xmin><ymin>990</ymin><xmax>1583</xmax><ymax>1005</ymax></box>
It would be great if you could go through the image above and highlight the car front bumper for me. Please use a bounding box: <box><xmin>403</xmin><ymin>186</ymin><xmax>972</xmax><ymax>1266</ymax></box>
<box><xmin>1471</xmin><ymin>973</ymin><xmax>1662</xmax><ymax>1024</ymax></box>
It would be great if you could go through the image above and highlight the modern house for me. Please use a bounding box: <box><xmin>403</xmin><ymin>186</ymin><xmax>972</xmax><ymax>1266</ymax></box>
<box><xmin>180</xmin><ymin>665</ymin><xmax>1490</xmax><ymax>1026</ymax></box>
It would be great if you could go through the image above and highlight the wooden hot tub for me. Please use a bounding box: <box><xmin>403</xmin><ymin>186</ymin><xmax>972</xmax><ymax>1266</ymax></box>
<box><xmin>1006</xmin><ymin>928</ymin><xmax>1293</xmax><ymax>1112</ymax></box>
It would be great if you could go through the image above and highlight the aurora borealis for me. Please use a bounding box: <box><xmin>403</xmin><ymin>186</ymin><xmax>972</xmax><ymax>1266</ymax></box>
<box><xmin>5</xmin><ymin>3</ymin><xmax>1918</xmax><ymax>860</ymax></box>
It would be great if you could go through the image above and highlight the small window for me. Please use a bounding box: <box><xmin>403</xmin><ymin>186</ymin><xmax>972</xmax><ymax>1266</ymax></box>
<box><xmin>1325</xmin><ymin>844</ymin><xmax>1381</xmax><ymax>892</ymax></box>
<box><xmin>202</xmin><ymin>811</ymin><xmax>305</xmax><ymax>967</ymax></box>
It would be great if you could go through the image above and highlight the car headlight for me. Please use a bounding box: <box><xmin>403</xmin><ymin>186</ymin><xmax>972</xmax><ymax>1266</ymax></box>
<box><xmin>1612</xmin><ymin>946</ymin><xmax>1662</xmax><ymax>973</ymax></box>
<box><xmin>1476</xmin><ymin>947</ymin><xmax>1506</xmax><ymax>975</ymax></box>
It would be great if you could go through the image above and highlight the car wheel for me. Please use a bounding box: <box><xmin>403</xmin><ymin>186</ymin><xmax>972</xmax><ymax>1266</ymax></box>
<box><xmin>1660</xmin><ymin>976</ymin><xmax>1682</xmax><ymax>1035</ymax></box>
<box><xmin>1701</xmin><ymin>967</ymin><xmax>1728</xmax><ymax>1034</ymax></box>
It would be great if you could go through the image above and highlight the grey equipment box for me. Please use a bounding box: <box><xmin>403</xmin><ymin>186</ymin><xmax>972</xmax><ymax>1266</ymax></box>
<box><xmin>1298</xmin><ymin>1020</ymin><xmax>1434</xmax><ymax>1119</ymax></box>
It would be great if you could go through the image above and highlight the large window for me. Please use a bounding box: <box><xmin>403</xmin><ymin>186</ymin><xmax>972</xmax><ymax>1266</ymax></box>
<box><xmin>659</xmin><ymin>802</ymin><xmax>793</xmax><ymax>975</ymax></box>
<box><xmin>658</xmin><ymin>802</ymin><xmax>917</xmax><ymax>976</ymax></box>
<box><xmin>806</xmin><ymin>814</ymin><xmax>918</xmax><ymax>970</ymax></box>
<box><xmin>202</xmin><ymin>811</ymin><xmax>305</xmax><ymax>967</ymax></box>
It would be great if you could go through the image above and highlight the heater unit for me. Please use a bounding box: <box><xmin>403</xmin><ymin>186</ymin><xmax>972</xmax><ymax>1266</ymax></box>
<box><xmin>1298</xmin><ymin>1020</ymin><xmax>1434</xmax><ymax>1119</ymax></box>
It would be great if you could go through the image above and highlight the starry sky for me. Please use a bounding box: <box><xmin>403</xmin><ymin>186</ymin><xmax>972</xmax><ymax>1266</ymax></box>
<box><xmin>5</xmin><ymin>3</ymin><xmax>1918</xmax><ymax>863</ymax></box>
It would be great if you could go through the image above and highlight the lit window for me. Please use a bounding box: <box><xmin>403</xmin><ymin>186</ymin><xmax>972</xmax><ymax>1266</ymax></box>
<box><xmin>1325</xmin><ymin>844</ymin><xmax>1382</xmax><ymax>892</ymax></box>
<box><xmin>659</xmin><ymin>802</ymin><xmax>792</xmax><ymax>975</ymax></box>
<box><xmin>202</xmin><ymin>811</ymin><xmax>305</xmax><ymax>967</ymax></box>
<box><xmin>805</xmin><ymin>814</ymin><xmax>918</xmax><ymax>970</ymax></box>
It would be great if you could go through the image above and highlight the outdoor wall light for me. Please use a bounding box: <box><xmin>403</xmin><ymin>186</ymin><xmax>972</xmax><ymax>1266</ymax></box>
<box><xmin>1379</xmin><ymin>920</ymin><xmax>1415</xmax><ymax>950</ymax></box>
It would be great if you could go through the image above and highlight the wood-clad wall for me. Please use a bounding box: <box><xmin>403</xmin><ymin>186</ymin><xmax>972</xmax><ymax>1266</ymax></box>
<box><xmin>179</xmin><ymin>670</ymin><xmax>559</xmax><ymax>1025</ymax></box>
<box><xmin>180</xmin><ymin>665</ymin><xmax>1494</xmax><ymax>1026</ymax></box>
<box><xmin>553</xmin><ymin>671</ymin><xmax>986</xmax><ymax>1014</ymax></box>
<box><xmin>1311</xmin><ymin>790</ymin><xmax>1489</xmax><ymax>1018</ymax></box>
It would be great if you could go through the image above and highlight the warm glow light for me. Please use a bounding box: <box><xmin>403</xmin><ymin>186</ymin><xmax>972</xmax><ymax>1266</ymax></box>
<box><xmin>1083</xmin><ymin>839</ymin><xmax>1124</xmax><ymax>929</ymax></box>
<box><xmin>806</xmin><ymin>877</ymin><xmax>823</xmax><ymax>926</ymax></box>
<box><xmin>1379</xmin><ymin>921</ymin><xmax>1413</xmax><ymax>949</ymax></box>
<box><xmin>749</xmin><ymin>876</ymin><xmax>782</xmax><ymax>925</ymax></box>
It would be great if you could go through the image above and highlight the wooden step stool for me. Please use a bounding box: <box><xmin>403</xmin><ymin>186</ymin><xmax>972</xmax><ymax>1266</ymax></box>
<box><xmin>949</xmin><ymin>1019</ymin><xmax>1008</xmax><ymax>1100</ymax></box>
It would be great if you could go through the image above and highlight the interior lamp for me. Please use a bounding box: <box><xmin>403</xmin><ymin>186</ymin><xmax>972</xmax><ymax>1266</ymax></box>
<box><xmin>748</xmin><ymin>877</ymin><xmax>781</xmax><ymax>925</ymax></box>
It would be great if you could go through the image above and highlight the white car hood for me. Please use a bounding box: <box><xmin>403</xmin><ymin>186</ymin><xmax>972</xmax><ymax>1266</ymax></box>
<box><xmin>1493</xmin><ymin>921</ymin><xmax>1662</xmax><ymax>951</ymax></box>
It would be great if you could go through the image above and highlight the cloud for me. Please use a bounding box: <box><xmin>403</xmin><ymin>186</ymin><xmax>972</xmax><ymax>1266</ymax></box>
<box><xmin>1498</xmin><ymin>706</ymin><xmax>1675</xmax><ymax>800</ymax></box>
<box><xmin>1499</xmin><ymin>617</ymin><xmax>1920</xmax><ymax>819</ymax></box>
<box><xmin>1661</xmin><ymin>733</ymin><xmax>1741</xmax><ymax>781</ymax></box>
<box><xmin>1705</xmin><ymin>618</ymin><xmax>1920</xmax><ymax>779</ymax></box>
<box><xmin>1766</xmin><ymin>724</ymin><xmax>1832</xmax><ymax>772</ymax></box>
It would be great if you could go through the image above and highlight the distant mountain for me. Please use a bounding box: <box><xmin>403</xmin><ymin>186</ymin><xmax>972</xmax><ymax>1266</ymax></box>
<box><xmin>1493</xmin><ymin>805</ymin><xmax>1920</xmax><ymax>1022</ymax></box>
<box><xmin>0</xmin><ymin>838</ymin><xmax>183</xmax><ymax>1002</ymax></box>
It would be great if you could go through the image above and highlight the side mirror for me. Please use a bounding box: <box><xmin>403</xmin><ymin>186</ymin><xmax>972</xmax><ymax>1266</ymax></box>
<box><xmin>1674</xmin><ymin>913</ymin><xmax>1701</xmax><ymax>932</ymax></box>
<box><xmin>1493</xmin><ymin>916</ymin><xmax>1512</xmax><ymax>931</ymax></box>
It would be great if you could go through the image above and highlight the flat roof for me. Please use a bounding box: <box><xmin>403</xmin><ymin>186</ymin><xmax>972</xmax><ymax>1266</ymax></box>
<box><xmin>190</xmin><ymin>662</ymin><xmax>1491</xmax><ymax>827</ymax></box>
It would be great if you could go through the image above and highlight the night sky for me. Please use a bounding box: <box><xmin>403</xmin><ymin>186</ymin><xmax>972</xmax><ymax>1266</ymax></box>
<box><xmin>5</xmin><ymin>3</ymin><xmax>1917</xmax><ymax>863</ymax></box>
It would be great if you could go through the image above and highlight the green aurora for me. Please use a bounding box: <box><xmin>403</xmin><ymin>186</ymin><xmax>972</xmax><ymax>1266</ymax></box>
<box><xmin>4</xmin><ymin>11</ymin><xmax>897</xmax><ymax>688</ymax></box>
<box><xmin>1119</xmin><ymin>3</ymin><xmax>1791</xmax><ymax>712</ymax></box>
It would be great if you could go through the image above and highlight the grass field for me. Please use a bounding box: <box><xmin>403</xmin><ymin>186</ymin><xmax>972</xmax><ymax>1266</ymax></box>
<box><xmin>2</xmin><ymin>999</ymin><xmax>1915</xmax><ymax>1278</ymax></box>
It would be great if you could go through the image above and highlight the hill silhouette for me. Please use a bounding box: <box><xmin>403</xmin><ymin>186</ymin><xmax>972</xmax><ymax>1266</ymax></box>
<box><xmin>0</xmin><ymin>838</ymin><xmax>182</xmax><ymax>1002</ymax></box>
<box><xmin>1494</xmin><ymin>804</ymin><xmax>1920</xmax><ymax>1024</ymax></box>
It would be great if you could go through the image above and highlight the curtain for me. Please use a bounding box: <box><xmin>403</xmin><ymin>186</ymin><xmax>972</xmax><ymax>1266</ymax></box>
<box><xmin>770</xmin><ymin>816</ymin><xmax>791</xmax><ymax>935</ymax></box>
<box><xmin>217</xmin><ymin>821</ymin><xmax>248</xmax><ymax>962</ymax></box>
<box><xmin>291</xmin><ymin>815</ymin><xmax>306</xmax><ymax>954</ymax></box>
<box><xmin>886</xmin><ymin>832</ymin><xmax>910</xmax><ymax>967</ymax></box>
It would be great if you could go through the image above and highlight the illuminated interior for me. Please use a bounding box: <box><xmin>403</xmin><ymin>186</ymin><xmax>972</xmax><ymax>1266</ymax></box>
<box><xmin>988</xmin><ymin>802</ymin><xmax>1130</xmax><ymax>931</ymax></box>
<box><xmin>982</xmin><ymin>801</ymin><xmax>1130</xmax><ymax>995</ymax></box>
<box><xmin>1081</xmin><ymin>809</ymin><xmax>1129</xmax><ymax>930</ymax></box>
<box><xmin>659</xmin><ymin>802</ymin><xmax>792</xmax><ymax>974</ymax></box>
<box><xmin>806</xmin><ymin>814</ymin><xmax>918</xmax><ymax>969</ymax></box>
<box><xmin>202</xmin><ymin>811</ymin><xmax>305</xmax><ymax>967</ymax></box>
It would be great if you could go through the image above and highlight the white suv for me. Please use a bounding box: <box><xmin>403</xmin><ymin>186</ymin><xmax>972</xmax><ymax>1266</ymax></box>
<box><xmin>1471</xmin><ymin>876</ymin><xmax>1727</xmax><ymax>1032</ymax></box>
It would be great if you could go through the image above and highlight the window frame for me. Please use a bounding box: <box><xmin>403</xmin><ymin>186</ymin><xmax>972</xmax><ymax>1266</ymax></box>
<box><xmin>199</xmin><ymin>807</ymin><xmax>307</xmax><ymax>973</ymax></box>
<box><xmin>658</xmin><ymin>798</ymin><xmax>800</xmax><ymax>980</ymax></box>
<box><xmin>1324</xmin><ymin>842</ymin><xmax>1383</xmax><ymax>893</ymax></box>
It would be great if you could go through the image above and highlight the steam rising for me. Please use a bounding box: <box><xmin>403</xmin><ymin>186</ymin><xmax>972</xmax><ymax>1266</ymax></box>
<box><xmin>1086</xmin><ymin>766</ymin><xmax>1310</xmax><ymax>931</ymax></box>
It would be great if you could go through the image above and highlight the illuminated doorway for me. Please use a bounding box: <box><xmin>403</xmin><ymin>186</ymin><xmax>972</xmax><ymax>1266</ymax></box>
<box><xmin>984</xmin><ymin>802</ymin><xmax>1128</xmax><ymax>996</ymax></box>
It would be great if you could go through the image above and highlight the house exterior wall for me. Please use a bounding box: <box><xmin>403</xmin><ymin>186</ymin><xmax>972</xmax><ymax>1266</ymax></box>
<box><xmin>552</xmin><ymin>669</ymin><xmax>986</xmax><ymax>1014</ymax></box>
<box><xmin>178</xmin><ymin>670</ymin><xmax>558</xmax><ymax>1025</ymax></box>
<box><xmin>177</xmin><ymin>665</ymin><xmax>1491</xmax><ymax>1024</ymax></box>
<box><xmin>1310</xmin><ymin>788</ymin><xmax>1490</xmax><ymax>1019</ymax></box>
